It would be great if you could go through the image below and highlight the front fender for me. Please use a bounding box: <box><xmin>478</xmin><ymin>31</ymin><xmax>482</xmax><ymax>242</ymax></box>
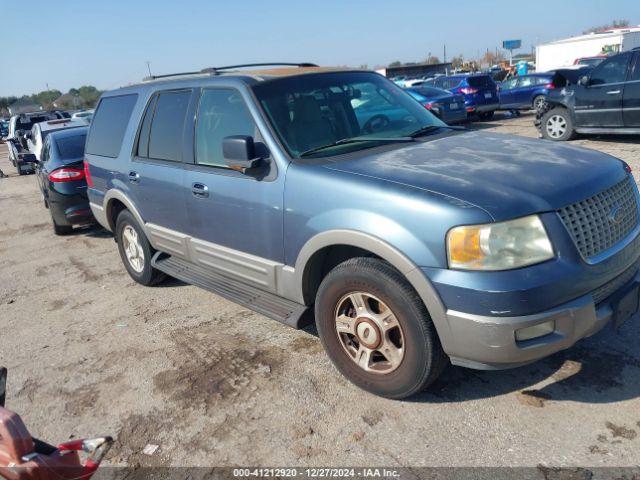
<box><xmin>289</xmin><ymin>228</ymin><xmax>454</xmax><ymax>354</ymax></box>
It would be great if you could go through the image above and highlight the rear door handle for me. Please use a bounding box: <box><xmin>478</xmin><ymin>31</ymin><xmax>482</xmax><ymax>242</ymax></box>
<box><xmin>192</xmin><ymin>182</ymin><xmax>209</xmax><ymax>198</ymax></box>
<box><xmin>606</xmin><ymin>90</ymin><xmax>621</xmax><ymax>95</ymax></box>
<box><xmin>128</xmin><ymin>171</ymin><xmax>140</xmax><ymax>184</ymax></box>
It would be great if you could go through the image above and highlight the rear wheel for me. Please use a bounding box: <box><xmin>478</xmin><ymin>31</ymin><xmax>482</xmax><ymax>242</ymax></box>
<box><xmin>115</xmin><ymin>210</ymin><xmax>165</xmax><ymax>286</ymax></box>
<box><xmin>541</xmin><ymin>107</ymin><xmax>575</xmax><ymax>141</ymax></box>
<box><xmin>533</xmin><ymin>95</ymin><xmax>546</xmax><ymax>111</ymax></box>
<box><xmin>478</xmin><ymin>111</ymin><xmax>495</xmax><ymax>120</ymax></box>
<box><xmin>315</xmin><ymin>257</ymin><xmax>447</xmax><ymax>399</ymax></box>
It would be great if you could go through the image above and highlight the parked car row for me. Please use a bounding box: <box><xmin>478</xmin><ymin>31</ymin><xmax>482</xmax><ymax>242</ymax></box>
<box><xmin>2</xmin><ymin>110</ymin><xmax>92</xmax><ymax>175</ymax></box>
<box><xmin>1</xmin><ymin>109</ymin><xmax>95</xmax><ymax>234</ymax></box>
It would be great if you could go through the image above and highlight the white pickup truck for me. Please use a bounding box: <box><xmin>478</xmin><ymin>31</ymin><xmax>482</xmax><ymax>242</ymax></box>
<box><xmin>6</xmin><ymin>112</ymin><xmax>59</xmax><ymax>174</ymax></box>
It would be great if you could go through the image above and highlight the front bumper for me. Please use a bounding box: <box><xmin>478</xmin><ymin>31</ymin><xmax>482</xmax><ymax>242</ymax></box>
<box><xmin>444</xmin><ymin>273</ymin><xmax>639</xmax><ymax>369</ymax></box>
<box><xmin>426</xmin><ymin>210</ymin><xmax>640</xmax><ymax>369</ymax></box>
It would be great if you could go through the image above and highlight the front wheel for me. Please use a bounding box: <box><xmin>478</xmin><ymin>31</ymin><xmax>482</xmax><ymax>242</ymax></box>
<box><xmin>541</xmin><ymin>107</ymin><xmax>575</xmax><ymax>141</ymax></box>
<box><xmin>115</xmin><ymin>210</ymin><xmax>165</xmax><ymax>286</ymax></box>
<box><xmin>315</xmin><ymin>257</ymin><xmax>447</xmax><ymax>399</ymax></box>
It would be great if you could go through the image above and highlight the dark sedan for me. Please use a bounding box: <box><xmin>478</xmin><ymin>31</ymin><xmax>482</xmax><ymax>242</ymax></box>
<box><xmin>406</xmin><ymin>86</ymin><xmax>467</xmax><ymax>124</ymax></box>
<box><xmin>35</xmin><ymin>126</ymin><xmax>94</xmax><ymax>235</ymax></box>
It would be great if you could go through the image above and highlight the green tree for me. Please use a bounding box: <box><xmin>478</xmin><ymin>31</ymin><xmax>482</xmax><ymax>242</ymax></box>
<box><xmin>388</xmin><ymin>60</ymin><xmax>402</xmax><ymax>68</ymax></box>
<box><xmin>32</xmin><ymin>90</ymin><xmax>62</xmax><ymax>110</ymax></box>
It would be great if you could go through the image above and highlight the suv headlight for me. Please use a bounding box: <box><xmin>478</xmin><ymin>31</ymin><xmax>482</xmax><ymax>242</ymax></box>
<box><xmin>447</xmin><ymin>215</ymin><xmax>554</xmax><ymax>271</ymax></box>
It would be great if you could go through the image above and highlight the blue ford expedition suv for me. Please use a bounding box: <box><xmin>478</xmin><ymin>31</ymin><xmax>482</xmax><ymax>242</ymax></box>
<box><xmin>85</xmin><ymin>64</ymin><xmax>640</xmax><ymax>399</ymax></box>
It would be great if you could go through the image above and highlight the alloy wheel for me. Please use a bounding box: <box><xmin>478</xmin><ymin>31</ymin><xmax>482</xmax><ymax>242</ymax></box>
<box><xmin>122</xmin><ymin>225</ymin><xmax>145</xmax><ymax>273</ymax></box>
<box><xmin>334</xmin><ymin>291</ymin><xmax>405</xmax><ymax>374</ymax></box>
<box><xmin>546</xmin><ymin>114</ymin><xmax>567</xmax><ymax>138</ymax></box>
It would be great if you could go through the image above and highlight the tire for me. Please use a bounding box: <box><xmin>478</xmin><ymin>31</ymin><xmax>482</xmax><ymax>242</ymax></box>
<box><xmin>478</xmin><ymin>111</ymin><xmax>495</xmax><ymax>121</ymax></box>
<box><xmin>532</xmin><ymin>95</ymin><xmax>546</xmax><ymax>112</ymax></box>
<box><xmin>315</xmin><ymin>257</ymin><xmax>447</xmax><ymax>399</ymax></box>
<box><xmin>17</xmin><ymin>164</ymin><xmax>25</xmax><ymax>176</ymax></box>
<box><xmin>115</xmin><ymin>209</ymin><xmax>165</xmax><ymax>286</ymax></box>
<box><xmin>541</xmin><ymin>107</ymin><xmax>575</xmax><ymax>141</ymax></box>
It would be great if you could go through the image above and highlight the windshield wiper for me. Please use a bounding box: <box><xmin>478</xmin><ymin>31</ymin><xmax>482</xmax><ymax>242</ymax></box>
<box><xmin>299</xmin><ymin>136</ymin><xmax>414</xmax><ymax>157</ymax></box>
<box><xmin>408</xmin><ymin>124</ymin><xmax>465</xmax><ymax>138</ymax></box>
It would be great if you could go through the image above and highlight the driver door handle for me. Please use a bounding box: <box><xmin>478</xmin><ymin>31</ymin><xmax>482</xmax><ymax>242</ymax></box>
<box><xmin>606</xmin><ymin>90</ymin><xmax>621</xmax><ymax>95</ymax></box>
<box><xmin>192</xmin><ymin>182</ymin><xmax>209</xmax><ymax>198</ymax></box>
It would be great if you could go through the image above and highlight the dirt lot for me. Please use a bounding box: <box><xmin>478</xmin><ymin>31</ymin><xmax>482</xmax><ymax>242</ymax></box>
<box><xmin>1</xmin><ymin>112</ymin><xmax>640</xmax><ymax>469</ymax></box>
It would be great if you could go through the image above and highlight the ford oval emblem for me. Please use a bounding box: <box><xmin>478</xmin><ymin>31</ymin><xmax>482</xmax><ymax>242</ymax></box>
<box><xmin>609</xmin><ymin>206</ymin><xmax>624</xmax><ymax>225</ymax></box>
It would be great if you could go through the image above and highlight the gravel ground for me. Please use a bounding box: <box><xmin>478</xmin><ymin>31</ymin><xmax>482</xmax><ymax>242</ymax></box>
<box><xmin>1</xmin><ymin>113</ymin><xmax>640</xmax><ymax>471</ymax></box>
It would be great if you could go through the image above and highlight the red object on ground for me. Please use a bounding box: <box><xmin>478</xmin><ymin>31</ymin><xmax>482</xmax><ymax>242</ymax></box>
<box><xmin>0</xmin><ymin>368</ymin><xmax>112</xmax><ymax>480</ymax></box>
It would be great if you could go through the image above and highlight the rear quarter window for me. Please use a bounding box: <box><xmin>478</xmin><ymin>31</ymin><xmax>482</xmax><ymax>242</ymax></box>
<box><xmin>86</xmin><ymin>94</ymin><xmax>138</xmax><ymax>158</ymax></box>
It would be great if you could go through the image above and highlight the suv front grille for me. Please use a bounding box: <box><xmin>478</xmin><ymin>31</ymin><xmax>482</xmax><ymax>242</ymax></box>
<box><xmin>558</xmin><ymin>177</ymin><xmax>639</xmax><ymax>259</ymax></box>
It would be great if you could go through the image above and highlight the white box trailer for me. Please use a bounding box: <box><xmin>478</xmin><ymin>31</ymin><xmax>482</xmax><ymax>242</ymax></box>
<box><xmin>536</xmin><ymin>28</ymin><xmax>640</xmax><ymax>72</ymax></box>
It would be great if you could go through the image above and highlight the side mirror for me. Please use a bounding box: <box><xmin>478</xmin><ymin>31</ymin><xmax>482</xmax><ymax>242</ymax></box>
<box><xmin>223</xmin><ymin>135</ymin><xmax>262</xmax><ymax>173</ymax></box>
<box><xmin>578</xmin><ymin>75</ymin><xmax>590</xmax><ymax>86</ymax></box>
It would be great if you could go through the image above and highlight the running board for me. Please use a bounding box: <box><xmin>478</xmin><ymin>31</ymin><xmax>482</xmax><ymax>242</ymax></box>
<box><xmin>151</xmin><ymin>253</ymin><xmax>311</xmax><ymax>329</ymax></box>
<box><xmin>575</xmin><ymin>127</ymin><xmax>640</xmax><ymax>135</ymax></box>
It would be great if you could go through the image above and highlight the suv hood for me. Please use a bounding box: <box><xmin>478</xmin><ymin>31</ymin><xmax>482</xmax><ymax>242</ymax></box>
<box><xmin>323</xmin><ymin>131</ymin><xmax>626</xmax><ymax>221</ymax></box>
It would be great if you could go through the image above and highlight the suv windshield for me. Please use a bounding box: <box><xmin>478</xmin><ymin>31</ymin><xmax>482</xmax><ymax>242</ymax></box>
<box><xmin>252</xmin><ymin>71</ymin><xmax>445</xmax><ymax>158</ymax></box>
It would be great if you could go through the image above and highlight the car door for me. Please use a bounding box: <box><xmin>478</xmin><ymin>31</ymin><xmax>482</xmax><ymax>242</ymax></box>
<box><xmin>623</xmin><ymin>51</ymin><xmax>640</xmax><ymax>127</ymax></box>
<box><xmin>181</xmin><ymin>87</ymin><xmax>285</xmax><ymax>290</ymax></box>
<box><xmin>35</xmin><ymin>137</ymin><xmax>50</xmax><ymax>197</ymax></box>
<box><xmin>498</xmin><ymin>78</ymin><xmax>517</xmax><ymax>107</ymax></box>
<box><xmin>513</xmin><ymin>76</ymin><xmax>535</xmax><ymax>107</ymax></box>
<box><xmin>129</xmin><ymin>89</ymin><xmax>190</xmax><ymax>235</ymax></box>
<box><xmin>573</xmin><ymin>52</ymin><xmax>632</xmax><ymax>127</ymax></box>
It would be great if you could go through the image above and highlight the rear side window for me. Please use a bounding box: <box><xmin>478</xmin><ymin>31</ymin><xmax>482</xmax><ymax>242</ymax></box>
<box><xmin>147</xmin><ymin>90</ymin><xmax>191</xmax><ymax>162</ymax></box>
<box><xmin>590</xmin><ymin>53</ymin><xmax>631</xmax><ymax>85</ymax></box>
<box><xmin>56</xmin><ymin>134</ymin><xmax>87</xmax><ymax>160</ymax></box>
<box><xmin>467</xmin><ymin>76</ymin><xmax>495</xmax><ymax>89</ymax></box>
<box><xmin>86</xmin><ymin>94</ymin><xmax>138</xmax><ymax>158</ymax></box>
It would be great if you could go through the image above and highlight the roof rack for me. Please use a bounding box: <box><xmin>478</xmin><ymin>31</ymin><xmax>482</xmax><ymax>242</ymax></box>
<box><xmin>143</xmin><ymin>62</ymin><xmax>318</xmax><ymax>81</ymax></box>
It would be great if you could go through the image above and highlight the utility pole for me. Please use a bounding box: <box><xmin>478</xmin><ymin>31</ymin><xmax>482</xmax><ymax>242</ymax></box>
<box><xmin>443</xmin><ymin>44</ymin><xmax>446</xmax><ymax>63</ymax></box>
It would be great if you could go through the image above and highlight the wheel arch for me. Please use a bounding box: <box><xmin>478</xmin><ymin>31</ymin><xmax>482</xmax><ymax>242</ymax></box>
<box><xmin>104</xmin><ymin>190</ymin><xmax>146</xmax><ymax>233</ymax></box>
<box><xmin>292</xmin><ymin>230</ymin><xmax>454</xmax><ymax>350</ymax></box>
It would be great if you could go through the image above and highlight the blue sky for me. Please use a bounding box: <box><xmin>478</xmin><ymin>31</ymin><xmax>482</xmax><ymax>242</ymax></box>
<box><xmin>3</xmin><ymin>0</ymin><xmax>638</xmax><ymax>96</ymax></box>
